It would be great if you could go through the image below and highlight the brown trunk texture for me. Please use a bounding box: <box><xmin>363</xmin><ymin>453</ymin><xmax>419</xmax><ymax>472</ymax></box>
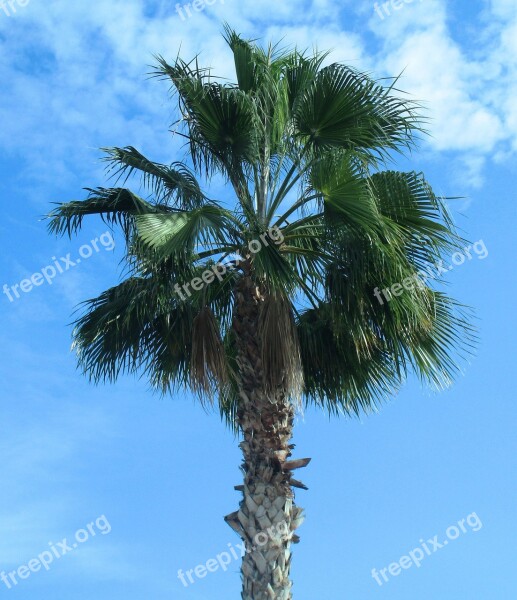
<box><xmin>226</xmin><ymin>275</ymin><xmax>308</xmax><ymax>600</ymax></box>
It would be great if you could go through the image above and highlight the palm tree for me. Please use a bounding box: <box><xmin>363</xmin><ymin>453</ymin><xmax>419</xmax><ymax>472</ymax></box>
<box><xmin>48</xmin><ymin>27</ymin><xmax>473</xmax><ymax>600</ymax></box>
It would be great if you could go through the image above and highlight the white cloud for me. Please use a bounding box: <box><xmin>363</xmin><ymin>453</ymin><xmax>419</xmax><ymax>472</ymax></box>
<box><xmin>1</xmin><ymin>0</ymin><xmax>516</xmax><ymax>196</ymax></box>
<box><xmin>455</xmin><ymin>155</ymin><xmax>487</xmax><ymax>190</ymax></box>
<box><xmin>490</xmin><ymin>0</ymin><xmax>517</xmax><ymax>19</ymax></box>
<box><xmin>379</xmin><ymin>27</ymin><xmax>504</xmax><ymax>152</ymax></box>
<box><xmin>368</xmin><ymin>0</ymin><xmax>517</xmax><ymax>185</ymax></box>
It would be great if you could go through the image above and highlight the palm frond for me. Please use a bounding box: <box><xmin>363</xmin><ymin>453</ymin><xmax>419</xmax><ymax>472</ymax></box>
<box><xmin>293</xmin><ymin>64</ymin><xmax>424</xmax><ymax>161</ymax></box>
<box><xmin>135</xmin><ymin>205</ymin><xmax>241</xmax><ymax>259</ymax></box>
<box><xmin>72</xmin><ymin>276</ymin><xmax>192</xmax><ymax>387</ymax></box>
<box><xmin>48</xmin><ymin>187</ymin><xmax>161</xmax><ymax>238</ymax></box>
<box><xmin>190</xmin><ymin>306</ymin><xmax>228</xmax><ymax>398</ymax></box>
<box><xmin>102</xmin><ymin>146</ymin><xmax>208</xmax><ymax>208</ymax></box>
<box><xmin>258</xmin><ymin>292</ymin><xmax>304</xmax><ymax>402</ymax></box>
<box><xmin>298</xmin><ymin>303</ymin><xmax>402</xmax><ymax>415</ymax></box>
<box><xmin>153</xmin><ymin>55</ymin><xmax>260</xmax><ymax>174</ymax></box>
<box><xmin>284</xmin><ymin>50</ymin><xmax>329</xmax><ymax>114</ymax></box>
<box><xmin>368</xmin><ymin>170</ymin><xmax>463</xmax><ymax>267</ymax></box>
<box><xmin>309</xmin><ymin>151</ymin><xmax>382</xmax><ymax>236</ymax></box>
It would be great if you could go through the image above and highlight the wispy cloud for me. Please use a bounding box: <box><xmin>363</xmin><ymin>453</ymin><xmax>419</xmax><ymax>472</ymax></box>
<box><xmin>1</xmin><ymin>0</ymin><xmax>516</xmax><ymax>200</ymax></box>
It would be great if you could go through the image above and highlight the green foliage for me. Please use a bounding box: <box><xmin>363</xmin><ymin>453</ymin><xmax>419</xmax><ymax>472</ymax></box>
<box><xmin>48</xmin><ymin>26</ymin><xmax>474</xmax><ymax>420</ymax></box>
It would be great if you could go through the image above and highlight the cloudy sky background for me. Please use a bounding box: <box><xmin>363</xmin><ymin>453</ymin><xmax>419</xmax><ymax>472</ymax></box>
<box><xmin>0</xmin><ymin>0</ymin><xmax>516</xmax><ymax>598</ymax></box>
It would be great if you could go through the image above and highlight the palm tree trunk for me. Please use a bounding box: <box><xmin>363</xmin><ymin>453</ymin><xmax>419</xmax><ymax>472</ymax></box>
<box><xmin>226</xmin><ymin>274</ymin><xmax>307</xmax><ymax>600</ymax></box>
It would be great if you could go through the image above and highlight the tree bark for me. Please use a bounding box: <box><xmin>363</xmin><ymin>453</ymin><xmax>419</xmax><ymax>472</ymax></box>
<box><xmin>228</xmin><ymin>274</ymin><xmax>307</xmax><ymax>600</ymax></box>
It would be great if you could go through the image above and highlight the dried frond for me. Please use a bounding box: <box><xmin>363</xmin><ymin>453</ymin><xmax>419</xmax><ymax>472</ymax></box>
<box><xmin>190</xmin><ymin>306</ymin><xmax>228</xmax><ymax>399</ymax></box>
<box><xmin>258</xmin><ymin>293</ymin><xmax>304</xmax><ymax>404</ymax></box>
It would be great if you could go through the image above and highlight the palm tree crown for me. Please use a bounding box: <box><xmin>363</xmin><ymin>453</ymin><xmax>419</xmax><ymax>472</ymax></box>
<box><xmin>49</xmin><ymin>27</ymin><xmax>472</xmax><ymax>417</ymax></box>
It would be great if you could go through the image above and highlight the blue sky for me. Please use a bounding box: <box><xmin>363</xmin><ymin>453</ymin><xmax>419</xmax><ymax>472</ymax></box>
<box><xmin>0</xmin><ymin>0</ymin><xmax>516</xmax><ymax>598</ymax></box>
